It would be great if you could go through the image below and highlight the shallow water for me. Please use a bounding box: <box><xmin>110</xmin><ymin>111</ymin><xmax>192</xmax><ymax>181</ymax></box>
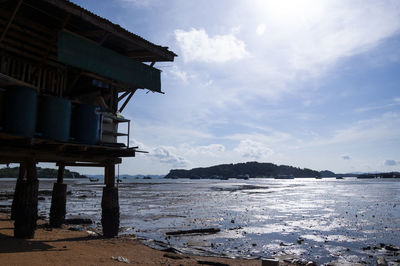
<box><xmin>1</xmin><ymin>177</ymin><xmax>399</xmax><ymax>264</ymax></box>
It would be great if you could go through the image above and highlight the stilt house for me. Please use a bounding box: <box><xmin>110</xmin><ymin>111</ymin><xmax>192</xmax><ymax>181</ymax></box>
<box><xmin>0</xmin><ymin>0</ymin><xmax>176</xmax><ymax>238</ymax></box>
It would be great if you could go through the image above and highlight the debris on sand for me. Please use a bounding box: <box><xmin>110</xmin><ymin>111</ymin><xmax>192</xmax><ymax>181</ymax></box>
<box><xmin>376</xmin><ymin>256</ymin><xmax>387</xmax><ymax>266</ymax></box>
<box><xmin>111</xmin><ymin>256</ymin><xmax>130</xmax><ymax>264</ymax></box>
<box><xmin>197</xmin><ymin>260</ymin><xmax>229</xmax><ymax>266</ymax></box>
<box><xmin>166</xmin><ymin>228</ymin><xmax>220</xmax><ymax>236</ymax></box>
<box><xmin>163</xmin><ymin>253</ymin><xmax>183</xmax><ymax>260</ymax></box>
<box><xmin>65</xmin><ymin>218</ymin><xmax>93</xmax><ymax>225</ymax></box>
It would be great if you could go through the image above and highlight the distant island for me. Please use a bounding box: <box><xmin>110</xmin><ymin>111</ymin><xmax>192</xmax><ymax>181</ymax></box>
<box><xmin>165</xmin><ymin>162</ymin><xmax>400</xmax><ymax>179</ymax></box>
<box><xmin>165</xmin><ymin>161</ymin><xmax>321</xmax><ymax>179</ymax></box>
<box><xmin>0</xmin><ymin>167</ymin><xmax>87</xmax><ymax>179</ymax></box>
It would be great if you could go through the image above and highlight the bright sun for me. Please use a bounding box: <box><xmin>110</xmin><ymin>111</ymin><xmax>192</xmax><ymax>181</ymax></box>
<box><xmin>253</xmin><ymin>0</ymin><xmax>325</xmax><ymax>27</ymax></box>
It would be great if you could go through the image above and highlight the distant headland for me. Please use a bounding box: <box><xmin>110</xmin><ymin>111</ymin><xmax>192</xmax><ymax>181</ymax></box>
<box><xmin>165</xmin><ymin>161</ymin><xmax>321</xmax><ymax>179</ymax></box>
<box><xmin>0</xmin><ymin>167</ymin><xmax>87</xmax><ymax>179</ymax></box>
<box><xmin>165</xmin><ymin>161</ymin><xmax>400</xmax><ymax>179</ymax></box>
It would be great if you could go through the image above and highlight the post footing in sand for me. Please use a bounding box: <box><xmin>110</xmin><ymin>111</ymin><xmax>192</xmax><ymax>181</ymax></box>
<box><xmin>101</xmin><ymin>186</ymin><xmax>119</xmax><ymax>237</ymax></box>
<box><xmin>11</xmin><ymin>174</ymin><xmax>24</xmax><ymax>220</ymax></box>
<box><xmin>14</xmin><ymin>179</ymin><xmax>39</xmax><ymax>238</ymax></box>
<box><xmin>13</xmin><ymin>160</ymin><xmax>39</xmax><ymax>238</ymax></box>
<box><xmin>50</xmin><ymin>183</ymin><xmax>67</xmax><ymax>227</ymax></box>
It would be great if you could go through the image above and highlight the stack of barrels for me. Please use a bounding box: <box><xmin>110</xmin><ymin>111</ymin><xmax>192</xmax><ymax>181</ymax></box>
<box><xmin>0</xmin><ymin>85</ymin><xmax>101</xmax><ymax>145</ymax></box>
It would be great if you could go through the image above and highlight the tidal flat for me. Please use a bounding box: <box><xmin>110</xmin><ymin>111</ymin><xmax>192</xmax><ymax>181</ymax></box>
<box><xmin>1</xmin><ymin>177</ymin><xmax>399</xmax><ymax>265</ymax></box>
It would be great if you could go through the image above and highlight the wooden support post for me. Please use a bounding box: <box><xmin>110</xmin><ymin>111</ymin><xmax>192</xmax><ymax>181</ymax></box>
<box><xmin>50</xmin><ymin>164</ymin><xmax>67</xmax><ymax>227</ymax></box>
<box><xmin>11</xmin><ymin>162</ymin><xmax>25</xmax><ymax>220</ymax></box>
<box><xmin>57</xmin><ymin>164</ymin><xmax>65</xmax><ymax>184</ymax></box>
<box><xmin>14</xmin><ymin>159</ymin><xmax>38</xmax><ymax>238</ymax></box>
<box><xmin>101</xmin><ymin>162</ymin><xmax>119</xmax><ymax>237</ymax></box>
<box><xmin>118</xmin><ymin>89</ymin><xmax>136</xmax><ymax>113</ymax></box>
<box><xmin>104</xmin><ymin>161</ymin><xmax>115</xmax><ymax>188</ymax></box>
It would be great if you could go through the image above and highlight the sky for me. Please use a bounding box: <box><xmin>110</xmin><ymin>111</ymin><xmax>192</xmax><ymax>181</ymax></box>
<box><xmin>70</xmin><ymin>0</ymin><xmax>400</xmax><ymax>175</ymax></box>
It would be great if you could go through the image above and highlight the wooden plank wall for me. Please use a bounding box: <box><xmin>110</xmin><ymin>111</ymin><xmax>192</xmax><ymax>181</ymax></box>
<box><xmin>0</xmin><ymin>6</ymin><xmax>67</xmax><ymax>96</ymax></box>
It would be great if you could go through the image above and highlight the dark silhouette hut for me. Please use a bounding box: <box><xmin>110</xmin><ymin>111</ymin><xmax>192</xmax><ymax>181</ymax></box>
<box><xmin>0</xmin><ymin>0</ymin><xmax>176</xmax><ymax>238</ymax></box>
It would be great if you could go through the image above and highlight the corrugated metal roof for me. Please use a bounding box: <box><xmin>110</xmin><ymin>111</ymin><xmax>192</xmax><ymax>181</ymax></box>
<box><xmin>41</xmin><ymin>0</ymin><xmax>177</xmax><ymax>62</ymax></box>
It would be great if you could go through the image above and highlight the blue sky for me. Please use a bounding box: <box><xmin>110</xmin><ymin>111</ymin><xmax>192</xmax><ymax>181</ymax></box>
<box><xmin>72</xmin><ymin>0</ymin><xmax>400</xmax><ymax>175</ymax></box>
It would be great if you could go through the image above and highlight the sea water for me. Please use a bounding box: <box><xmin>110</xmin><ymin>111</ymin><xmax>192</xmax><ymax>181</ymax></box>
<box><xmin>1</xmin><ymin>177</ymin><xmax>399</xmax><ymax>264</ymax></box>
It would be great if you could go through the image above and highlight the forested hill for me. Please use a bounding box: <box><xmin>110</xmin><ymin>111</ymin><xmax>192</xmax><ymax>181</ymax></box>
<box><xmin>165</xmin><ymin>162</ymin><xmax>322</xmax><ymax>179</ymax></box>
<box><xmin>0</xmin><ymin>167</ymin><xmax>87</xmax><ymax>179</ymax></box>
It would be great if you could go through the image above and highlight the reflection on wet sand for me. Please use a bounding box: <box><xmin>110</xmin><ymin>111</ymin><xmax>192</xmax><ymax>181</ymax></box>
<box><xmin>0</xmin><ymin>177</ymin><xmax>399</xmax><ymax>264</ymax></box>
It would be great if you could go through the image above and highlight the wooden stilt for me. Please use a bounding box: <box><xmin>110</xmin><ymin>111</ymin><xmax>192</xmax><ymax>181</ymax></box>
<box><xmin>101</xmin><ymin>161</ymin><xmax>119</xmax><ymax>237</ymax></box>
<box><xmin>50</xmin><ymin>164</ymin><xmax>67</xmax><ymax>227</ymax></box>
<box><xmin>14</xmin><ymin>159</ymin><xmax>38</xmax><ymax>238</ymax></box>
<box><xmin>11</xmin><ymin>163</ymin><xmax>25</xmax><ymax>220</ymax></box>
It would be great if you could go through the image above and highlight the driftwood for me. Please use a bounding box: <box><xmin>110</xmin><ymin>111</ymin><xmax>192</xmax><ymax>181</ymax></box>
<box><xmin>197</xmin><ymin>261</ymin><xmax>229</xmax><ymax>266</ymax></box>
<box><xmin>165</xmin><ymin>228</ymin><xmax>220</xmax><ymax>236</ymax></box>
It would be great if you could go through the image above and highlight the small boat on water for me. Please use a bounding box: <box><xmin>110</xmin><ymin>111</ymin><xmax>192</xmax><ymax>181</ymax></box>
<box><xmin>236</xmin><ymin>174</ymin><xmax>249</xmax><ymax>180</ymax></box>
<box><xmin>89</xmin><ymin>177</ymin><xmax>99</xmax><ymax>182</ymax></box>
<box><xmin>336</xmin><ymin>177</ymin><xmax>344</xmax><ymax>179</ymax></box>
<box><xmin>357</xmin><ymin>174</ymin><xmax>376</xmax><ymax>179</ymax></box>
<box><xmin>275</xmin><ymin>174</ymin><xmax>294</xmax><ymax>179</ymax></box>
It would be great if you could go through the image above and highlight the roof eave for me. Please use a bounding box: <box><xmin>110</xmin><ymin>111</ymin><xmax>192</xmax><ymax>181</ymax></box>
<box><xmin>41</xmin><ymin>0</ymin><xmax>176</xmax><ymax>62</ymax></box>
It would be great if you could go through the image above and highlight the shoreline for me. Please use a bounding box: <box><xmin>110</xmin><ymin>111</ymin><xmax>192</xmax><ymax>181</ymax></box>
<box><xmin>0</xmin><ymin>212</ymin><xmax>283</xmax><ymax>266</ymax></box>
<box><xmin>2</xmin><ymin>178</ymin><xmax>397</xmax><ymax>265</ymax></box>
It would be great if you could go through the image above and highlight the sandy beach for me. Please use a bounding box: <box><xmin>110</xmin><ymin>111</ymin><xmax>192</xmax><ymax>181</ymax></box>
<box><xmin>0</xmin><ymin>212</ymin><xmax>265</xmax><ymax>266</ymax></box>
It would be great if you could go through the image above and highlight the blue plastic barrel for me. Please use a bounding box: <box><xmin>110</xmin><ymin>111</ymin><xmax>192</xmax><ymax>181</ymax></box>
<box><xmin>37</xmin><ymin>96</ymin><xmax>71</xmax><ymax>141</ymax></box>
<box><xmin>70</xmin><ymin>103</ymin><xmax>100</xmax><ymax>144</ymax></box>
<box><xmin>4</xmin><ymin>86</ymin><xmax>38</xmax><ymax>137</ymax></box>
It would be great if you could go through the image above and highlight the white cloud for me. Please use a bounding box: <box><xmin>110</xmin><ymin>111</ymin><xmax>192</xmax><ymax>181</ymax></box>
<box><xmin>307</xmin><ymin>112</ymin><xmax>400</xmax><ymax>147</ymax></box>
<box><xmin>117</xmin><ymin>0</ymin><xmax>158</xmax><ymax>8</ymax></box>
<box><xmin>234</xmin><ymin>139</ymin><xmax>274</xmax><ymax>160</ymax></box>
<box><xmin>130</xmin><ymin>139</ymin><xmax>189</xmax><ymax>168</ymax></box>
<box><xmin>356</xmin><ymin>98</ymin><xmax>400</xmax><ymax>113</ymax></box>
<box><xmin>185</xmin><ymin>144</ymin><xmax>225</xmax><ymax>156</ymax></box>
<box><xmin>248</xmin><ymin>0</ymin><xmax>400</xmax><ymax>78</ymax></box>
<box><xmin>227</xmin><ymin>131</ymin><xmax>292</xmax><ymax>145</ymax></box>
<box><xmin>149</xmin><ymin>146</ymin><xmax>190</xmax><ymax>168</ymax></box>
<box><xmin>256</xmin><ymin>23</ymin><xmax>266</xmax><ymax>36</ymax></box>
<box><xmin>175</xmin><ymin>28</ymin><xmax>249</xmax><ymax>63</ymax></box>
<box><xmin>168</xmin><ymin>66</ymin><xmax>191</xmax><ymax>83</ymax></box>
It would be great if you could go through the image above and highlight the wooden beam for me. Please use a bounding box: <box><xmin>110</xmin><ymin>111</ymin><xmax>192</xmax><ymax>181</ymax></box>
<box><xmin>99</xmin><ymin>32</ymin><xmax>110</xmax><ymax>45</ymax></box>
<box><xmin>0</xmin><ymin>0</ymin><xmax>23</xmax><ymax>44</ymax></box>
<box><xmin>126</xmin><ymin>50</ymin><xmax>154</xmax><ymax>58</ymax></box>
<box><xmin>57</xmin><ymin>162</ymin><xmax>106</xmax><ymax>167</ymax></box>
<box><xmin>0</xmin><ymin>8</ymin><xmax>53</xmax><ymax>40</ymax></box>
<box><xmin>1</xmin><ymin>41</ymin><xmax>62</xmax><ymax>69</ymax></box>
<box><xmin>150</xmin><ymin>61</ymin><xmax>155</xmax><ymax>67</ymax></box>
<box><xmin>66</xmin><ymin>70</ymin><xmax>82</xmax><ymax>93</ymax></box>
<box><xmin>117</xmin><ymin>91</ymin><xmax>130</xmax><ymax>102</ymax></box>
<box><xmin>0</xmin><ymin>73</ymin><xmax>38</xmax><ymax>90</ymax></box>
<box><xmin>118</xmin><ymin>90</ymin><xmax>135</xmax><ymax>113</ymax></box>
<box><xmin>0</xmin><ymin>16</ymin><xmax>56</xmax><ymax>50</ymax></box>
<box><xmin>80</xmin><ymin>29</ymin><xmax>105</xmax><ymax>38</ymax></box>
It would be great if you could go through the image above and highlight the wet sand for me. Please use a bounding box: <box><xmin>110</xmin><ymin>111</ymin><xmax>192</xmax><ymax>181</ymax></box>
<box><xmin>0</xmin><ymin>212</ymin><xmax>263</xmax><ymax>266</ymax></box>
